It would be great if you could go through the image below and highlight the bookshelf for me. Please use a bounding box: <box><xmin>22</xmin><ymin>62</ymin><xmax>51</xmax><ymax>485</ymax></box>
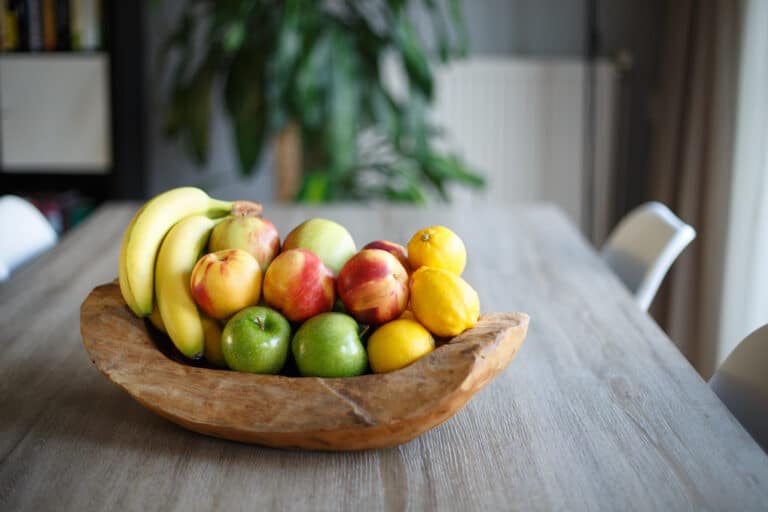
<box><xmin>0</xmin><ymin>2</ymin><xmax>146</xmax><ymax>232</ymax></box>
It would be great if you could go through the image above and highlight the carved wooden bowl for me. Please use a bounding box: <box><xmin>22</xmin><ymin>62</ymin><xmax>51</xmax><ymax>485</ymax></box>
<box><xmin>80</xmin><ymin>281</ymin><xmax>529</xmax><ymax>450</ymax></box>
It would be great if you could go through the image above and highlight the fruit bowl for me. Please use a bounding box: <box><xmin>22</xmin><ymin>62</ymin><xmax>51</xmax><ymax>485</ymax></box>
<box><xmin>80</xmin><ymin>281</ymin><xmax>529</xmax><ymax>451</ymax></box>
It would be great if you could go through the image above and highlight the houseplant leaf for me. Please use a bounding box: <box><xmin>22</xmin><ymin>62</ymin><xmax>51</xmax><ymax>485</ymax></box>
<box><xmin>266</xmin><ymin>0</ymin><xmax>305</xmax><ymax>131</ymax></box>
<box><xmin>224</xmin><ymin>47</ymin><xmax>268</xmax><ymax>175</ymax></box>
<box><xmin>184</xmin><ymin>57</ymin><xmax>215</xmax><ymax>164</ymax></box>
<box><xmin>162</xmin><ymin>0</ymin><xmax>483</xmax><ymax>203</ymax></box>
<box><xmin>392</xmin><ymin>4</ymin><xmax>433</xmax><ymax>99</ymax></box>
<box><xmin>326</xmin><ymin>29</ymin><xmax>361</xmax><ymax>176</ymax></box>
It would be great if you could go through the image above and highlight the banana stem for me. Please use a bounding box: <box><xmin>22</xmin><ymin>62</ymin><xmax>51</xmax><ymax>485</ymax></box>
<box><xmin>207</xmin><ymin>198</ymin><xmax>234</xmax><ymax>214</ymax></box>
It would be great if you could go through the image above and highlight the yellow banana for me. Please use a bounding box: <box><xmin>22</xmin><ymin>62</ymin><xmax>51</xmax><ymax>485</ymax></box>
<box><xmin>154</xmin><ymin>214</ymin><xmax>217</xmax><ymax>359</ymax></box>
<box><xmin>118</xmin><ymin>206</ymin><xmax>144</xmax><ymax>316</ymax></box>
<box><xmin>148</xmin><ymin>306</ymin><xmax>167</xmax><ymax>334</ymax></box>
<box><xmin>122</xmin><ymin>187</ymin><xmax>261</xmax><ymax>316</ymax></box>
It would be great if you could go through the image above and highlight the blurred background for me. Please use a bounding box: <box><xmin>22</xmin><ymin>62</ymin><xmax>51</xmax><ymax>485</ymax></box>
<box><xmin>0</xmin><ymin>0</ymin><xmax>766</xmax><ymax>378</ymax></box>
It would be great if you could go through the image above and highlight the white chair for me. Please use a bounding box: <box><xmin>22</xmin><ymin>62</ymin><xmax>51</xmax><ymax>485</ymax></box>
<box><xmin>710</xmin><ymin>324</ymin><xmax>768</xmax><ymax>452</ymax></box>
<box><xmin>0</xmin><ymin>195</ymin><xmax>58</xmax><ymax>281</ymax></box>
<box><xmin>601</xmin><ymin>202</ymin><xmax>696</xmax><ymax>310</ymax></box>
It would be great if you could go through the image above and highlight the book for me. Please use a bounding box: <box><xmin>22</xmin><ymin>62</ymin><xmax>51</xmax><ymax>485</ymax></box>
<box><xmin>53</xmin><ymin>0</ymin><xmax>67</xmax><ymax>49</ymax></box>
<box><xmin>8</xmin><ymin>0</ymin><xmax>27</xmax><ymax>50</ymax></box>
<box><xmin>41</xmin><ymin>0</ymin><xmax>54</xmax><ymax>50</ymax></box>
<box><xmin>70</xmin><ymin>0</ymin><xmax>99</xmax><ymax>50</ymax></box>
<box><xmin>25</xmin><ymin>0</ymin><xmax>42</xmax><ymax>51</ymax></box>
<box><xmin>0</xmin><ymin>0</ymin><xmax>5</xmax><ymax>49</ymax></box>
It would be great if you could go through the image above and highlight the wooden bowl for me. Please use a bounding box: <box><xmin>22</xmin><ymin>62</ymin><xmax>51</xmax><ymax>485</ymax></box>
<box><xmin>80</xmin><ymin>281</ymin><xmax>529</xmax><ymax>450</ymax></box>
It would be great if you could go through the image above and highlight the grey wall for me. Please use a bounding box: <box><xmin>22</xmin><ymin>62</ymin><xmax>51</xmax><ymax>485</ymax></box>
<box><xmin>462</xmin><ymin>0</ymin><xmax>587</xmax><ymax>56</ymax></box>
<box><xmin>143</xmin><ymin>0</ymin><xmax>664</xmax><ymax>209</ymax></box>
<box><xmin>144</xmin><ymin>2</ymin><xmax>275</xmax><ymax>201</ymax></box>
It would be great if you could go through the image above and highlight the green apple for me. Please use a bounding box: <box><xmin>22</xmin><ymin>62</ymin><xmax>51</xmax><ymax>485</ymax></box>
<box><xmin>222</xmin><ymin>306</ymin><xmax>291</xmax><ymax>374</ymax></box>
<box><xmin>291</xmin><ymin>313</ymin><xmax>368</xmax><ymax>377</ymax></box>
<box><xmin>282</xmin><ymin>218</ymin><xmax>356</xmax><ymax>275</ymax></box>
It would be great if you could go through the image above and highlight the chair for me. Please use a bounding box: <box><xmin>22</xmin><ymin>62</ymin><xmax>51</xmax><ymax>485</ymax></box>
<box><xmin>600</xmin><ymin>202</ymin><xmax>696</xmax><ymax>310</ymax></box>
<box><xmin>0</xmin><ymin>195</ymin><xmax>58</xmax><ymax>281</ymax></box>
<box><xmin>710</xmin><ymin>324</ymin><xmax>768</xmax><ymax>452</ymax></box>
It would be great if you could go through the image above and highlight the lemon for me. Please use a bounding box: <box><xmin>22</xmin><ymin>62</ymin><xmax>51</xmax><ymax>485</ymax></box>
<box><xmin>367</xmin><ymin>319</ymin><xmax>435</xmax><ymax>373</ymax></box>
<box><xmin>410</xmin><ymin>266</ymin><xmax>480</xmax><ymax>337</ymax></box>
<box><xmin>407</xmin><ymin>225</ymin><xmax>466</xmax><ymax>275</ymax></box>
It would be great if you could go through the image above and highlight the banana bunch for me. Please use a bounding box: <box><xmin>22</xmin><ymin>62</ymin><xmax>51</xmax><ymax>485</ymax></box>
<box><xmin>118</xmin><ymin>187</ymin><xmax>261</xmax><ymax>359</ymax></box>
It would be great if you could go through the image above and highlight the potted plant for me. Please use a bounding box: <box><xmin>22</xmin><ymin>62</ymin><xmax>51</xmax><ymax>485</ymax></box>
<box><xmin>162</xmin><ymin>0</ymin><xmax>484</xmax><ymax>202</ymax></box>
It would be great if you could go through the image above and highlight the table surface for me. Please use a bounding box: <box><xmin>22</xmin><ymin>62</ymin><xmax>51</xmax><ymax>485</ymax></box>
<box><xmin>2</xmin><ymin>203</ymin><xmax>767</xmax><ymax>511</ymax></box>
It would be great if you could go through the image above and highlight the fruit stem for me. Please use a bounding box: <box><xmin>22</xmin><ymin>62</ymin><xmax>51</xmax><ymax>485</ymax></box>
<box><xmin>254</xmin><ymin>316</ymin><xmax>265</xmax><ymax>330</ymax></box>
<box><xmin>231</xmin><ymin>201</ymin><xmax>263</xmax><ymax>217</ymax></box>
<box><xmin>421</xmin><ymin>233</ymin><xmax>430</xmax><ymax>242</ymax></box>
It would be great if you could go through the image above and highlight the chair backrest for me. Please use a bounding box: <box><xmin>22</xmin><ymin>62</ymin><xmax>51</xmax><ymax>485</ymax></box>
<box><xmin>0</xmin><ymin>195</ymin><xmax>57</xmax><ymax>281</ymax></box>
<box><xmin>710</xmin><ymin>324</ymin><xmax>768</xmax><ymax>452</ymax></box>
<box><xmin>600</xmin><ymin>202</ymin><xmax>696</xmax><ymax>310</ymax></box>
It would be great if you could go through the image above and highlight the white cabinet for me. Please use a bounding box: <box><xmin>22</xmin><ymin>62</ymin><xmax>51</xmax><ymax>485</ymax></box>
<box><xmin>0</xmin><ymin>54</ymin><xmax>112</xmax><ymax>173</ymax></box>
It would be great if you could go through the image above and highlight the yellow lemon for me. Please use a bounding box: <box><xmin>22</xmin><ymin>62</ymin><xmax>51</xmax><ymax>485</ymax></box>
<box><xmin>367</xmin><ymin>319</ymin><xmax>435</xmax><ymax>373</ymax></box>
<box><xmin>407</xmin><ymin>225</ymin><xmax>466</xmax><ymax>275</ymax></box>
<box><xmin>410</xmin><ymin>267</ymin><xmax>480</xmax><ymax>337</ymax></box>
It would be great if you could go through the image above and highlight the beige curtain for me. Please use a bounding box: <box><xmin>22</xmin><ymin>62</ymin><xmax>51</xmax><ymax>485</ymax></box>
<box><xmin>646</xmin><ymin>0</ymin><xmax>743</xmax><ymax>377</ymax></box>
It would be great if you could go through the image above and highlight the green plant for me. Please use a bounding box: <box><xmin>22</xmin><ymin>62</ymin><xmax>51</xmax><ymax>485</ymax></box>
<box><xmin>162</xmin><ymin>0</ymin><xmax>484</xmax><ymax>202</ymax></box>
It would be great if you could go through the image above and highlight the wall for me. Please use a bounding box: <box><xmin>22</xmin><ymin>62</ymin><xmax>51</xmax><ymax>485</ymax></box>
<box><xmin>143</xmin><ymin>2</ymin><xmax>275</xmax><ymax>202</ymax></box>
<box><xmin>143</xmin><ymin>0</ymin><xmax>662</xmax><ymax>232</ymax></box>
<box><xmin>428</xmin><ymin>58</ymin><xmax>617</xmax><ymax>232</ymax></box>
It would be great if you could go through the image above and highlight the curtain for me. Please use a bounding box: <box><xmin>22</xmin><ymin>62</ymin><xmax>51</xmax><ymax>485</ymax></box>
<box><xmin>646</xmin><ymin>0</ymin><xmax>743</xmax><ymax>377</ymax></box>
<box><xmin>717</xmin><ymin>0</ymin><xmax>768</xmax><ymax>368</ymax></box>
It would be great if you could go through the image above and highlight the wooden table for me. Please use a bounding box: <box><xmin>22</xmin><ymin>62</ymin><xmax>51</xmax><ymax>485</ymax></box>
<box><xmin>2</xmin><ymin>203</ymin><xmax>767</xmax><ymax>511</ymax></box>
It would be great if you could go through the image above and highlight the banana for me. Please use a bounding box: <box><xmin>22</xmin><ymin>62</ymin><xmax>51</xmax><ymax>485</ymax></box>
<box><xmin>122</xmin><ymin>187</ymin><xmax>261</xmax><ymax>316</ymax></box>
<box><xmin>155</xmin><ymin>214</ymin><xmax>217</xmax><ymax>359</ymax></box>
<box><xmin>148</xmin><ymin>306</ymin><xmax>167</xmax><ymax>334</ymax></box>
<box><xmin>118</xmin><ymin>205</ymin><xmax>145</xmax><ymax>316</ymax></box>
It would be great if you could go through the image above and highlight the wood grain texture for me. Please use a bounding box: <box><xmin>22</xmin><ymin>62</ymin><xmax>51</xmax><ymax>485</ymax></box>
<box><xmin>2</xmin><ymin>202</ymin><xmax>768</xmax><ymax>511</ymax></box>
<box><xmin>80</xmin><ymin>281</ymin><xmax>528</xmax><ymax>450</ymax></box>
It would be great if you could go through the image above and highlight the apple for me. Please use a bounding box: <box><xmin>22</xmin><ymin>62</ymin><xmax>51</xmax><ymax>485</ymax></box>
<box><xmin>282</xmin><ymin>218</ymin><xmax>356</xmax><ymax>275</ymax></box>
<box><xmin>190</xmin><ymin>249</ymin><xmax>262</xmax><ymax>320</ymax></box>
<box><xmin>222</xmin><ymin>306</ymin><xmax>291</xmax><ymax>374</ymax></box>
<box><xmin>209</xmin><ymin>215</ymin><xmax>280</xmax><ymax>272</ymax></box>
<box><xmin>262</xmin><ymin>248</ymin><xmax>335</xmax><ymax>322</ymax></box>
<box><xmin>363</xmin><ymin>240</ymin><xmax>410</xmax><ymax>272</ymax></box>
<box><xmin>337</xmin><ymin>249</ymin><xmax>409</xmax><ymax>325</ymax></box>
<box><xmin>291</xmin><ymin>312</ymin><xmax>367</xmax><ymax>377</ymax></box>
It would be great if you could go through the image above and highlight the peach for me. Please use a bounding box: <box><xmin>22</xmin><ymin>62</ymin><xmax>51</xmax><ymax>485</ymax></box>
<box><xmin>337</xmin><ymin>249</ymin><xmax>409</xmax><ymax>325</ymax></box>
<box><xmin>262</xmin><ymin>249</ymin><xmax>336</xmax><ymax>322</ymax></box>
<box><xmin>190</xmin><ymin>249</ymin><xmax>262</xmax><ymax>320</ymax></box>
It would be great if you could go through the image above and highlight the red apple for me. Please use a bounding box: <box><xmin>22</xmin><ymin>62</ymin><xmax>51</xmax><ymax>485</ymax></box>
<box><xmin>262</xmin><ymin>249</ymin><xmax>335</xmax><ymax>322</ymax></box>
<box><xmin>209</xmin><ymin>215</ymin><xmax>280</xmax><ymax>272</ymax></box>
<box><xmin>363</xmin><ymin>240</ymin><xmax>410</xmax><ymax>273</ymax></box>
<box><xmin>337</xmin><ymin>249</ymin><xmax>409</xmax><ymax>325</ymax></box>
<box><xmin>190</xmin><ymin>249</ymin><xmax>262</xmax><ymax>320</ymax></box>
